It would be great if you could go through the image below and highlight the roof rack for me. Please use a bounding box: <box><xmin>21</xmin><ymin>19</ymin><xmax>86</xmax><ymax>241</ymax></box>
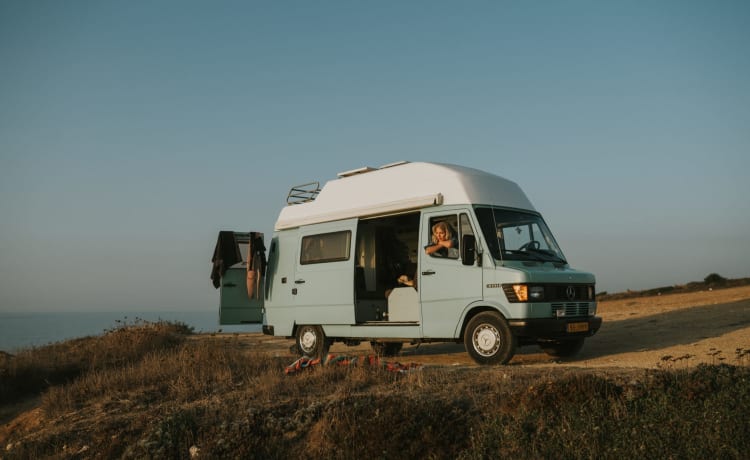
<box><xmin>287</xmin><ymin>181</ymin><xmax>321</xmax><ymax>205</ymax></box>
<box><xmin>288</xmin><ymin>162</ymin><xmax>411</xmax><ymax>204</ymax></box>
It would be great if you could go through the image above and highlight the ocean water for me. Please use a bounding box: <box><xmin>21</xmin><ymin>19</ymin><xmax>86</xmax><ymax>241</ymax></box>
<box><xmin>0</xmin><ymin>311</ymin><xmax>261</xmax><ymax>352</ymax></box>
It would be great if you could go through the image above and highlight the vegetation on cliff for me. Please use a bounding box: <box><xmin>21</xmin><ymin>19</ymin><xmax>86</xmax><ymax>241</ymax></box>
<box><xmin>1</xmin><ymin>317</ymin><xmax>749</xmax><ymax>459</ymax></box>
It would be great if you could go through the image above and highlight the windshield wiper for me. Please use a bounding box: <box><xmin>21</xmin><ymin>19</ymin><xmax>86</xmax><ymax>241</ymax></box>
<box><xmin>504</xmin><ymin>249</ymin><xmax>547</xmax><ymax>263</ymax></box>
<box><xmin>528</xmin><ymin>248</ymin><xmax>567</xmax><ymax>264</ymax></box>
<box><xmin>505</xmin><ymin>249</ymin><xmax>566</xmax><ymax>264</ymax></box>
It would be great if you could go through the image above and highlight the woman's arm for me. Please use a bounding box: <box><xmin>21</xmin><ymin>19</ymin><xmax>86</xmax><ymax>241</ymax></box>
<box><xmin>424</xmin><ymin>239</ymin><xmax>454</xmax><ymax>255</ymax></box>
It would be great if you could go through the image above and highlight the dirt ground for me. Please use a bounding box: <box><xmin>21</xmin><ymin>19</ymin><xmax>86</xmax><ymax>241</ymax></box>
<box><xmin>211</xmin><ymin>285</ymin><xmax>750</xmax><ymax>369</ymax></box>
<box><xmin>1</xmin><ymin>286</ymin><xmax>749</xmax><ymax>446</ymax></box>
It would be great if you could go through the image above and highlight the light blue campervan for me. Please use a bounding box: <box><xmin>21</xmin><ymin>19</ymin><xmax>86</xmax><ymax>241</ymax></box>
<box><xmin>211</xmin><ymin>161</ymin><xmax>601</xmax><ymax>365</ymax></box>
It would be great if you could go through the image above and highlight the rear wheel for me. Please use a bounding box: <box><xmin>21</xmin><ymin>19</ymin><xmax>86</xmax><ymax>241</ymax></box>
<box><xmin>370</xmin><ymin>341</ymin><xmax>403</xmax><ymax>357</ymax></box>
<box><xmin>295</xmin><ymin>325</ymin><xmax>330</xmax><ymax>359</ymax></box>
<box><xmin>464</xmin><ymin>312</ymin><xmax>516</xmax><ymax>365</ymax></box>
<box><xmin>539</xmin><ymin>338</ymin><xmax>585</xmax><ymax>358</ymax></box>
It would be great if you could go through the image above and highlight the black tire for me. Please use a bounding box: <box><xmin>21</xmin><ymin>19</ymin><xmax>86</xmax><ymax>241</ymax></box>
<box><xmin>370</xmin><ymin>341</ymin><xmax>403</xmax><ymax>357</ymax></box>
<box><xmin>464</xmin><ymin>311</ymin><xmax>516</xmax><ymax>365</ymax></box>
<box><xmin>539</xmin><ymin>338</ymin><xmax>585</xmax><ymax>358</ymax></box>
<box><xmin>295</xmin><ymin>325</ymin><xmax>330</xmax><ymax>359</ymax></box>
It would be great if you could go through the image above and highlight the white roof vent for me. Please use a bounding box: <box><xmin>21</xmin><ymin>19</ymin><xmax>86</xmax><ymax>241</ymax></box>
<box><xmin>337</xmin><ymin>166</ymin><xmax>377</xmax><ymax>178</ymax></box>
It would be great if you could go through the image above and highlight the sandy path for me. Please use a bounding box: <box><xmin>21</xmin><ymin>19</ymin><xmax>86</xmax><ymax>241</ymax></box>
<box><xmin>209</xmin><ymin>285</ymin><xmax>750</xmax><ymax>369</ymax></box>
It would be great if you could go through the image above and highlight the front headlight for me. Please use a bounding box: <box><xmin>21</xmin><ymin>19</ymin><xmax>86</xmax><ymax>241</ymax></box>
<box><xmin>529</xmin><ymin>286</ymin><xmax>545</xmax><ymax>300</ymax></box>
<box><xmin>504</xmin><ymin>284</ymin><xmax>543</xmax><ymax>302</ymax></box>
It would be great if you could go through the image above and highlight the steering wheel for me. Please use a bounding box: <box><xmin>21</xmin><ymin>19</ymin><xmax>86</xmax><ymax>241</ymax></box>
<box><xmin>519</xmin><ymin>240</ymin><xmax>540</xmax><ymax>251</ymax></box>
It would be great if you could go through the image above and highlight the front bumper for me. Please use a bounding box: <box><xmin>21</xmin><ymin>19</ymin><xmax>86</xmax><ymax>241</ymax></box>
<box><xmin>508</xmin><ymin>316</ymin><xmax>602</xmax><ymax>339</ymax></box>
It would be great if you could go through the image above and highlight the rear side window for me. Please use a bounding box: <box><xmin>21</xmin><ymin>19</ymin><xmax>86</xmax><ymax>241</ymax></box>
<box><xmin>300</xmin><ymin>231</ymin><xmax>351</xmax><ymax>265</ymax></box>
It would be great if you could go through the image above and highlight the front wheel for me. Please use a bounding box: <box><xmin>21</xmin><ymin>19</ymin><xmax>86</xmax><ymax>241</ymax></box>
<box><xmin>295</xmin><ymin>325</ymin><xmax>330</xmax><ymax>359</ymax></box>
<box><xmin>539</xmin><ymin>338</ymin><xmax>585</xmax><ymax>358</ymax></box>
<box><xmin>464</xmin><ymin>312</ymin><xmax>516</xmax><ymax>365</ymax></box>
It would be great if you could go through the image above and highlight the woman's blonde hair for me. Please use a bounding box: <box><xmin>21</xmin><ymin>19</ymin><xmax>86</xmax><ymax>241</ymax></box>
<box><xmin>431</xmin><ymin>221</ymin><xmax>453</xmax><ymax>244</ymax></box>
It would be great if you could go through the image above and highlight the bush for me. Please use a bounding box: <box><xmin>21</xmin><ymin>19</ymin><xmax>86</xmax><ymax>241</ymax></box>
<box><xmin>704</xmin><ymin>273</ymin><xmax>727</xmax><ymax>285</ymax></box>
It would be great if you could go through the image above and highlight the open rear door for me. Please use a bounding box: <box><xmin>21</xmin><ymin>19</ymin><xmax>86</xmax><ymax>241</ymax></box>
<box><xmin>211</xmin><ymin>231</ymin><xmax>266</xmax><ymax>325</ymax></box>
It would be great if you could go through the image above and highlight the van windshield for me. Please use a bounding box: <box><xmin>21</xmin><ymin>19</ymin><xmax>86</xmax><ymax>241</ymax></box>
<box><xmin>474</xmin><ymin>207</ymin><xmax>567</xmax><ymax>264</ymax></box>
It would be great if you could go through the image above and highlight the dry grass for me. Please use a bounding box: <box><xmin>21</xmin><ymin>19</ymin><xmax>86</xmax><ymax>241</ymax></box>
<box><xmin>1</xmin><ymin>320</ymin><xmax>749</xmax><ymax>459</ymax></box>
<box><xmin>0</xmin><ymin>319</ymin><xmax>192</xmax><ymax>405</ymax></box>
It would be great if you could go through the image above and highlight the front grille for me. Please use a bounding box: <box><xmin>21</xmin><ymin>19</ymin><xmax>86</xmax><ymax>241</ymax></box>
<box><xmin>552</xmin><ymin>302</ymin><xmax>590</xmax><ymax>317</ymax></box>
<box><xmin>547</xmin><ymin>285</ymin><xmax>592</xmax><ymax>302</ymax></box>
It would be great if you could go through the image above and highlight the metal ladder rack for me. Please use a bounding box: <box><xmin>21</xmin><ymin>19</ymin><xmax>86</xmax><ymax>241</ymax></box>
<box><xmin>286</xmin><ymin>181</ymin><xmax>321</xmax><ymax>205</ymax></box>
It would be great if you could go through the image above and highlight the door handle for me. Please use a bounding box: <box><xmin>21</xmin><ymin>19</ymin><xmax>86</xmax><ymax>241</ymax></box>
<box><xmin>421</xmin><ymin>270</ymin><xmax>436</xmax><ymax>276</ymax></box>
<box><xmin>294</xmin><ymin>279</ymin><xmax>306</xmax><ymax>284</ymax></box>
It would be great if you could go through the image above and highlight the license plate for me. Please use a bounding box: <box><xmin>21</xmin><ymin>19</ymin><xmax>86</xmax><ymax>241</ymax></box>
<box><xmin>567</xmin><ymin>322</ymin><xmax>589</xmax><ymax>333</ymax></box>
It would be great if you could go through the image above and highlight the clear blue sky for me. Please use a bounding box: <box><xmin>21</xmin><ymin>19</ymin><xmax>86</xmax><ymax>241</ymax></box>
<box><xmin>1</xmin><ymin>1</ymin><xmax>748</xmax><ymax>313</ymax></box>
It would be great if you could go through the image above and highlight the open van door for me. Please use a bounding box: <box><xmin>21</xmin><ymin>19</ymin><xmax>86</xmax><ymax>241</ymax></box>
<box><xmin>419</xmin><ymin>211</ymin><xmax>483</xmax><ymax>337</ymax></box>
<box><xmin>211</xmin><ymin>231</ymin><xmax>266</xmax><ymax>325</ymax></box>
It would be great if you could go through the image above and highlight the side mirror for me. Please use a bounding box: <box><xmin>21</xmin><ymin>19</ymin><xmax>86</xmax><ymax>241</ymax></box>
<box><xmin>461</xmin><ymin>234</ymin><xmax>476</xmax><ymax>266</ymax></box>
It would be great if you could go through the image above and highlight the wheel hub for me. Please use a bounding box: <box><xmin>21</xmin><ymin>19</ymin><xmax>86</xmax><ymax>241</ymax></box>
<box><xmin>474</xmin><ymin>324</ymin><xmax>500</xmax><ymax>356</ymax></box>
<box><xmin>300</xmin><ymin>330</ymin><xmax>317</xmax><ymax>351</ymax></box>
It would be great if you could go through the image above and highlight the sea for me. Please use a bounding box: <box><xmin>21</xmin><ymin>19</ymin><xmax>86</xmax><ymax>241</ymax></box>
<box><xmin>0</xmin><ymin>311</ymin><xmax>261</xmax><ymax>352</ymax></box>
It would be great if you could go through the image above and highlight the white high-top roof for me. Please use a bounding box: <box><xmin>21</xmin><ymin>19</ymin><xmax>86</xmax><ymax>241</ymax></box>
<box><xmin>274</xmin><ymin>161</ymin><xmax>535</xmax><ymax>230</ymax></box>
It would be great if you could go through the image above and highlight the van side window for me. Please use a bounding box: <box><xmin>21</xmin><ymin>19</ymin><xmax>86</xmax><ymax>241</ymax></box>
<box><xmin>426</xmin><ymin>215</ymin><xmax>459</xmax><ymax>259</ymax></box>
<box><xmin>300</xmin><ymin>231</ymin><xmax>351</xmax><ymax>265</ymax></box>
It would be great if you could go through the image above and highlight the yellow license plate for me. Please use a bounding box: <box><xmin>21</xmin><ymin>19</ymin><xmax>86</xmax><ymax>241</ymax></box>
<box><xmin>567</xmin><ymin>322</ymin><xmax>589</xmax><ymax>333</ymax></box>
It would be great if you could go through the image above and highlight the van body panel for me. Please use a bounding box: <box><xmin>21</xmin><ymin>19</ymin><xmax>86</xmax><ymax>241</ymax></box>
<box><xmin>322</xmin><ymin>324</ymin><xmax>423</xmax><ymax>339</ymax></box>
<box><xmin>275</xmin><ymin>162</ymin><xmax>535</xmax><ymax>230</ymax></box>
<box><xmin>214</xmin><ymin>231</ymin><xmax>265</xmax><ymax>325</ymax></box>
<box><xmin>219</xmin><ymin>265</ymin><xmax>263</xmax><ymax>324</ymax></box>
<box><xmin>523</xmin><ymin>267</ymin><xmax>596</xmax><ymax>285</ymax></box>
<box><xmin>265</xmin><ymin>307</ymin><xmax>294</xmax><ymax>337</ymax></box>
<box><xmin>264</xmin><ymin>230</ymin><xmax>298</xmax><ymax>336</ymax></box>
<box><xmin>452</xmin><ymin>298</ymin><xmax>510</xmax><ymax>338</ymax></box>
<box><xmin>293</xmin><ymin>219</ymin><xmax>358</xmax><ymax>325</ymax></box>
